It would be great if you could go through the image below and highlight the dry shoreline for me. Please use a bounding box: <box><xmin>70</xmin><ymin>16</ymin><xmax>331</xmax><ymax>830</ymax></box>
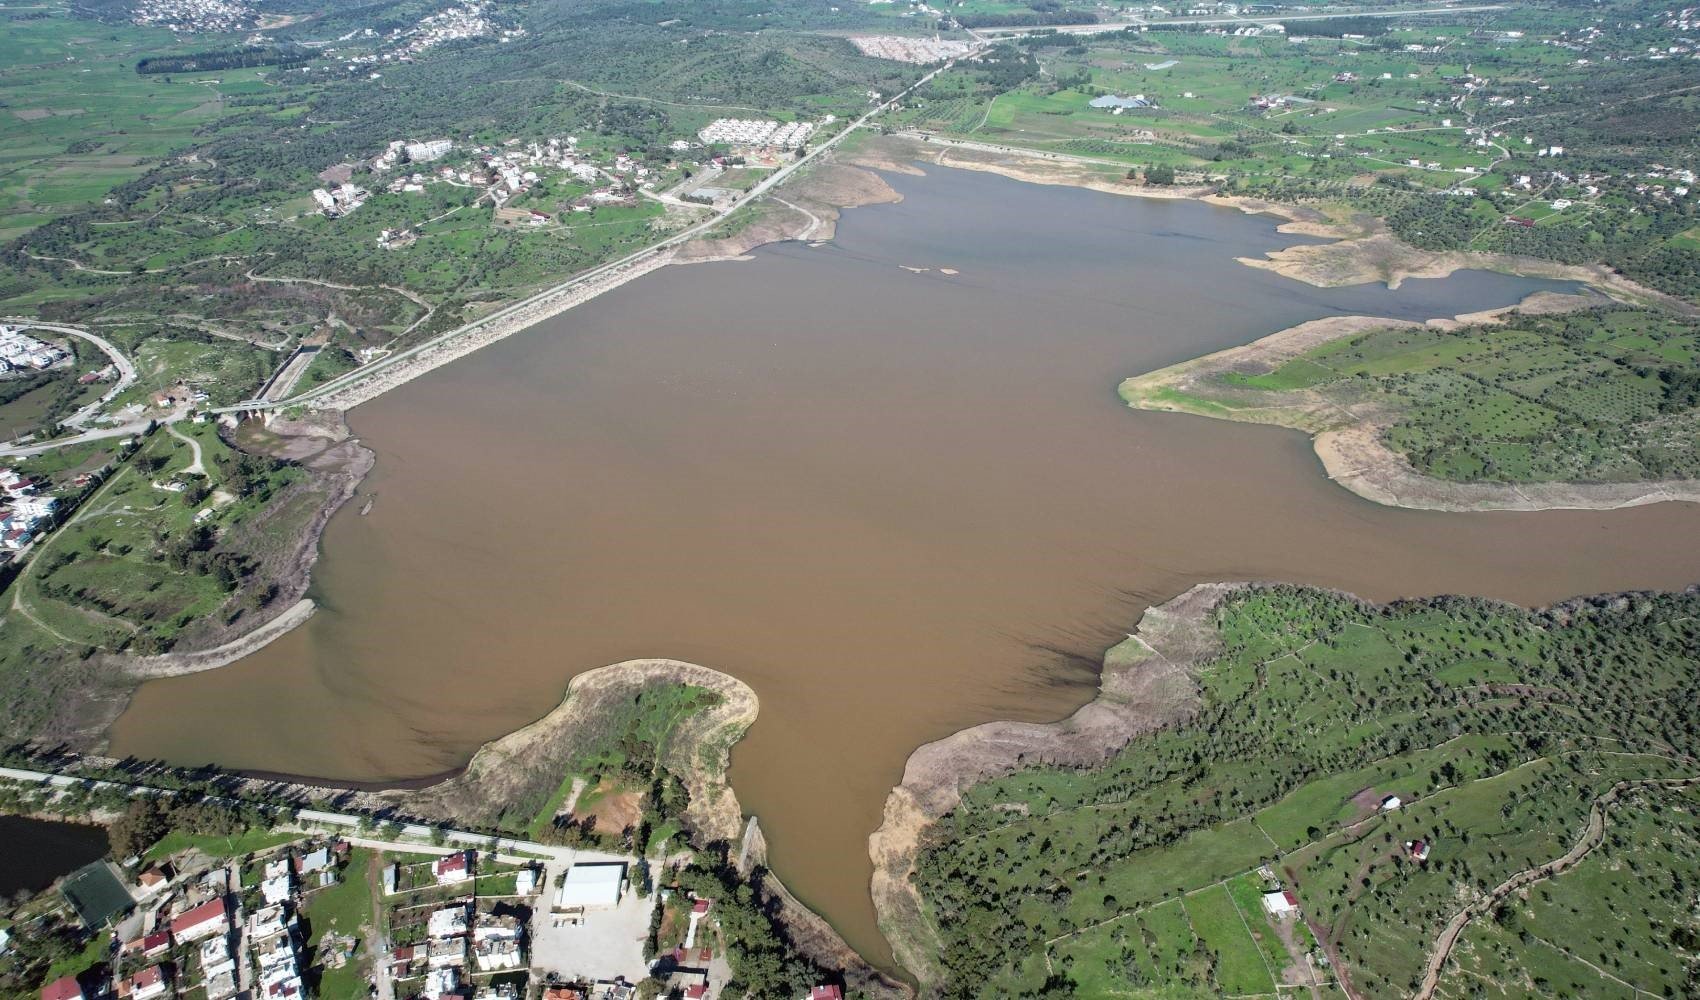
<box><xmin>880</xmin><ymin>134</ymin><xmax>1695</xmax><ymax>313</ymax></box>
<box><xmin>89</xmin><ymin>411</ymin><xmax>375</xmax><ymax>692</ymax></box>
<box><xmin>868</xmin><ymin>582</ymin><xmax>1239</xmax><ymax>990</ymax></box>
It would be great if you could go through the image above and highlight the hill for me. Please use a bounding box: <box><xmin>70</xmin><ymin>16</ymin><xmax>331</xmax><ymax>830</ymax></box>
<box><xmin>899</xmin><ymin>583</ymin><xmax>1700</xmax><ymax>998</ymax></box>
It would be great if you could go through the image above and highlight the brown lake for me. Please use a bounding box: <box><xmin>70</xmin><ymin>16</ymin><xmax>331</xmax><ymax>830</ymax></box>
<box><xmin>110</xmin><ymin>166</ymin><xmax>1700</xmax><ymax>968</ymax></box>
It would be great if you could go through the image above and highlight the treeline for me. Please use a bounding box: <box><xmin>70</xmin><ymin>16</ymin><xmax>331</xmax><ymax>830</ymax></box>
<box><xmin>108</xmin><ymin>795</ymin><xmax>284</xmax><ymax>859</ymax></box>
<box><xmin>136</xmin><ymin>46</ymin><xmax>311</xmax><ymax>75</ymax></box>
<box><xmin>1286</xmin><ymin>15</ymin><xmax>1394</xmax><ymax>37</ymax></box>
<box><xmin>665</xmin><ymin>859</ymin><xmax>838</xmax><ymax>1000</ymax></box>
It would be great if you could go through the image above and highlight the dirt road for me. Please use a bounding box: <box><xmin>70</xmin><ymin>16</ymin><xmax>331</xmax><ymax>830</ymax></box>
<box><xmin>1414</xmin><ymin>774</ymin><xmax>1700</xmax><ymax>999</ymax></box>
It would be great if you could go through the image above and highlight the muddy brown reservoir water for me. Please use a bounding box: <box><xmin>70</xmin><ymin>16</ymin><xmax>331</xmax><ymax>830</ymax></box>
<box><xmin>110</xmin><ymin>166</ymin><xmax>1700</xmax><ymax>968</ymax></box>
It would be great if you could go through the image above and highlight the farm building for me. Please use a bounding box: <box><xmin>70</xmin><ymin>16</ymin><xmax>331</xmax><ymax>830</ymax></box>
<box><xmin>1261</xmin><ymin>889</ymin><xmax>1299</xmax><ymax>917</ymax></box>
<box><xmin>555</xmin><ymin>863</ymin><xmax>625</xmax><ymax>909</ymax></box>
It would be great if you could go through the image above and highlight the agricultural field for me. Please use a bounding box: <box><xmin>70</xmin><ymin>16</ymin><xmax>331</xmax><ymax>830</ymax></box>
<box><xmin>887</xmin><ymin>0</ymin><xmax>1700</xmax><ymax>299</ymax></box>
<box><xmin>911</xmin><ymin>584</ymin><xmax>1700</xmax><ymax>997</ymax></box>
<box><xmin>1199</xmin><ymin>307</ymin><xmax>1700</xmax><ymax>483</ymax></box>
<box><xmin>0</xmin><ymin>15</ymin><xmax>279</xmax><ymax>242</ymax></box>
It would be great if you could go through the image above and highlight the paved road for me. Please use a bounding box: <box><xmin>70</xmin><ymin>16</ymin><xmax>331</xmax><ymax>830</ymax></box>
<box><xmin>218</xmin><ymin>50</ymin><xmax>978</xmax><ymax>413</ymax></box>
<box><xmin>975</xmin><ymin>4</ymin><xmax>1510</xmax><ymax>35</ymax></box>
<box><xmin>0</xmin><ymin>318</ymin><xmax>141</xmax><ymax>453</ymax></box>
<box><xmin>0</xmin><ymin>418</ymin><xmax>159</xmax><ymax>458</ymax></box>
<box><xmin>0</xmin><ymin>764</ymin><xmax>629</xmax><ymax>866</ymax></box>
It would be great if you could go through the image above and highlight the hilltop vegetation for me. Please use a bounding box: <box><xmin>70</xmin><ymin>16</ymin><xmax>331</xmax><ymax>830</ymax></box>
<box><xmin>1127</xmin><ymin>306</ymin><xmax>1700</xmax><ymax>486</ymax></box>
<box><xmin>910</xmin><ymin>584</ymin><xmax>1700</xmax><ymax>998</ymax></box>
<box><xmin>0</xmin><ymin>416</ymin><xmax>366</xmax><ymax>743</ymax></box>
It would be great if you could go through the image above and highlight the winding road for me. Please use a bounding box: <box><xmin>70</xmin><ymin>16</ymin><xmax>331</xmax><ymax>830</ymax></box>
<box><xmin>0</xmin><ymin>319</ymin><xmax>144</xmax><ymax>456</ymax></box>
<box><xmin>1413</xmin><ymin>774</ymin><xmax>1700</xmax><ymax>999</ymax></box>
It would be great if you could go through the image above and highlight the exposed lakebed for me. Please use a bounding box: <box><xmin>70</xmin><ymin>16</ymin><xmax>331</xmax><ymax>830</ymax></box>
<box><xmin>110</xmin><ymin>166</ymin><xmax>1700</xmax><ymax>967</ymax></box>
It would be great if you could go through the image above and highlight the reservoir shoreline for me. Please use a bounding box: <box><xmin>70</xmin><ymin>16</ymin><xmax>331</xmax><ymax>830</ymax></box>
<box><xmin>104</xmin><ymin>158</ymin><xmax>1700</xmax><ymax>973</ymax></box>
<box><xmin>93</xmin><ymin>134</ymin><xmax>1695</xmax><ymax>692</ymax></box>
<box><xmin>1119</xmin><ymin>298</ymin><xmax>1700</xmax><ymax>512</ymax></box>
<box><xmin>865</xmin><ymin>580</ymin><xmax>1700</xmax><ymax>991</ymax></box>
<box><xmin>91</xmin><ymin>133</ymin><xmax>1696</xmax><ymax>705</ymax></box>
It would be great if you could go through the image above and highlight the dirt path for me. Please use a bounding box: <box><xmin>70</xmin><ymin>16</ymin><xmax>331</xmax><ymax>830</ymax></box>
<box><xmin>167</xmin><ymin>424</ymin><xmax>206</xmax><ymax>476</ymax></box>
<box><xmin>363</xmin><ymin>850</ymin><xmax>391</xmax><ymax>1000</ymax></box>
<box><xmin>7</xmin><ymin>441</ymin><xmax>146</xmax><ymax>648</ymax></box>
<box><xmin>771</xmin><ymin>197</ymin><xmax>822</xmax><ymax>241</ymax></box>
<box><xmin>1414</xmin><ymin>775</ymin><xmax>1700</xmax><ymax>1000</ymax></box>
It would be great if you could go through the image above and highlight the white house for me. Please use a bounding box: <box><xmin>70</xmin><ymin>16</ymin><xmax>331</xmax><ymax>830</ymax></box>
<box><xmin>1261</xmin><ymin>889</ymin><xmax>1298</xmax><ymax>917</ymax></box>
<box><xmin>427</xmin><ymin>905</ymin><xmax>469</xmax><ymax>939</ymax></box>
<box><xmin>473</xmin><ymin>940</ymin><xmax>523</xmax><ymax>972</ymax></box>
<box><xmin>423</xmin><ymin>968</ymin><xmax>458</xmax><ymax>1000</ymax></box>
<box><xmin>1381</xmin><ymin>795</ymin><xmax>1403</xmax><ymax>811</ymax></box>
<box><xmin>261</xmin><ymin>876</ymin><xmax>292</xmax><ymax>906</ymax></box>
<box><xmin>200</xmin><ymin>937</ymin><xmax>236</xmax><ymax>981</ymax></box>
<box><xmin>297</xmin><ymin>847</ymin><xmax>333</xmax><ymax>875</ymax></box>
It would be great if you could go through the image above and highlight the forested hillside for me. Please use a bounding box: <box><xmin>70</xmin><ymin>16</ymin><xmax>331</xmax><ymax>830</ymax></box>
<box><xmin>912</xmin><ymin>585</ymin><xmax>1700</xmax><ymax>998</ymax></box>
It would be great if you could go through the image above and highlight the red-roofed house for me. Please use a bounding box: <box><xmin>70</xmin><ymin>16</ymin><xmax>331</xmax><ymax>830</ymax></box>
<box><xmin>809</xmin><ymin>988</ymin><xmax>845</xmax><ymax>1000</ymax></box>
<box><xmin>170</xmin><ymin>898</ymin><xmax>229</xmax><ymax>943</ymax></box>
<box><xmin>122</xmin><ymin>932</ymin><xmax>171</xmax><ymax>959</ymax></box>
<box><xmin>684</xmin><ymin>987</ymin><xmax>706</xmax><ymax>1000</ymax></box>
<box><xmin>127</xmin><ymin>965</ymin><xmax>170</xmax><ymax>1000</ymax></box>
<box><xmin>41</xmin><ymin>976</ymin><xmax>83</xmax><ymax>1000</ymax></box>
<box><xmin>434</xmin><ymin>852</ymin><xmax>471</xmax><ymax>885</ymax></box>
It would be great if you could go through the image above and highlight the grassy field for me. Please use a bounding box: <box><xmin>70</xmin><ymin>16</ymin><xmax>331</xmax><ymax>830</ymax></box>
<box><xmin>1169</xmin><ymin>307</ymin><xmax>1700</xmax><ymax>484</ymax></box>
<box><xmin>1434</xmin><ymin>790</ymin><xmax>1700</xmax><ymax>998</ymax></box>
<box><xmin>912</xmin><ymin>584</ymin><xmax>1700</xmax><ymax>997</ymax></box>
<box><xmin>302</xmin><ymin>849</ymin><xmax>375</xmax><ymax>1000</ymax></box>
<box><xmin>0</xmin><ymin>16</ymin><xmax>280</xmax><ymax>242</ymax></box>
<box><xmin>144</xmin><ymin>827</ymin><xmax>300</xmax><ymax>861</ymax></box>
<box><xmin>20</xmin><ymin>421</ymin><xmax>300</xmax><ymax>651</ymax></box>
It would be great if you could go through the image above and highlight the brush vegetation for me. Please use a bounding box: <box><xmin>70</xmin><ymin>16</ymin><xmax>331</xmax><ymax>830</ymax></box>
<box><xmin>911</xmin><ymin>584</ymin><xmax>1700</xmax><ymax>998</ymax></box>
